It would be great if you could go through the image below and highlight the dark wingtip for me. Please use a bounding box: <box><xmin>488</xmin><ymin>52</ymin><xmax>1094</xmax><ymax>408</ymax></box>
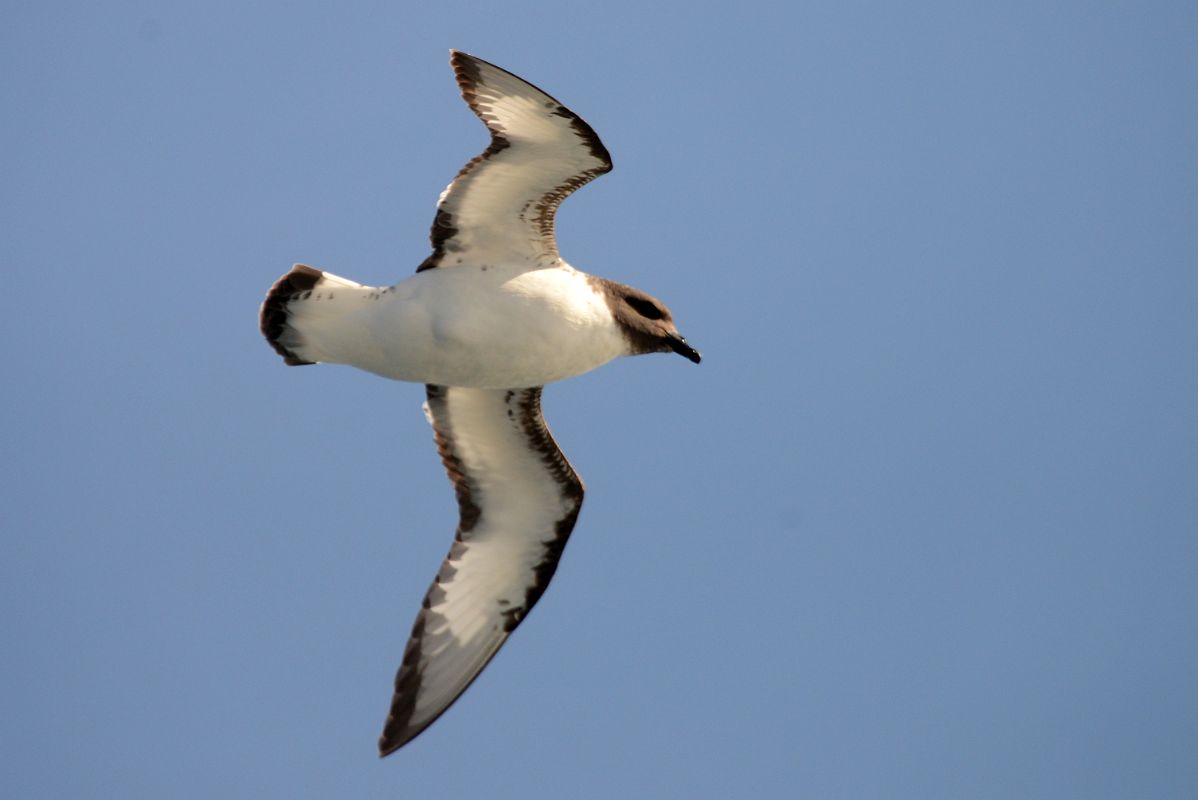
<box><xmin>260</xmin><ymin>264</ymin><xmax>321</xmax><ymax>366</ymax></box>
<box><xmin>378</xmin><ymin>736</ymin><xmax>403</xmax><ymax>759</ymax></box>
<box><xmin>378</xmin><ymin>688</ymin><xmax>421</xmax><ymax>758</ymax></box>
<box><xmin>378</xmin><ymin>724</ymin><xmax>419</xmax><ymax>758</ymax></box>
<box><xmin>449</xmin><ymin>50</ymin><xmax>485</xmax><ymax>91</ymax></box>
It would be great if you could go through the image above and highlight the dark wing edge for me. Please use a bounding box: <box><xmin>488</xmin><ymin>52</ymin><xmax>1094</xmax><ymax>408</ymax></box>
<box><xmin>416</xmin><ymin>51</ymin><xmax>613</xmax><ymax>272</ymax></box>
<box><xmin>378</xmin><ymin>385</ymin><xmax>584</xmax><ymax>755</ymax></box>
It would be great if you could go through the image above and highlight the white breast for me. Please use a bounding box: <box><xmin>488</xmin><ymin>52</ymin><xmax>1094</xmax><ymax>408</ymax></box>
<box><xmin>294</xmin><ymin>264</ymin><xmax>628</xmax><ymax>389</ymax></box>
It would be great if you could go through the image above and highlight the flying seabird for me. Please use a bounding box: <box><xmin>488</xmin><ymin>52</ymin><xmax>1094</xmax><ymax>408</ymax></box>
<box><xmin>260</xmin><ymin>51</ymin><xmax>700</xmax><ymax>756</ymax></box>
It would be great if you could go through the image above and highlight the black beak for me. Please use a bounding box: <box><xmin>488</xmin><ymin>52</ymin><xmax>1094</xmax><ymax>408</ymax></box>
<box><xmin>667</xmin><ymin>332</ymin><xmax>702</xmax><ymax>364</ymax></box>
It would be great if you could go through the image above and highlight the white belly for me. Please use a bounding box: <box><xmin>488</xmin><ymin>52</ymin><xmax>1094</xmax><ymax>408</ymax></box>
<box><xmin>301</xmin><ymin>264</ymin><xmax>627</xmax><ymax>389</ymax></box>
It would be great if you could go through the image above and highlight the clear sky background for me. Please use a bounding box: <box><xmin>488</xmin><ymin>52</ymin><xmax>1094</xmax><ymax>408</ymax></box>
<box><xmin>3</xmin><ymin>2</ymin><xmax>1196</xmax><ymax>798</ymax></box>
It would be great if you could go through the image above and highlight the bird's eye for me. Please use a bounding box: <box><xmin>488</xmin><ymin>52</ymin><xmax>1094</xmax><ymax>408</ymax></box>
<box><xmin>625</xmin><ymin>296</ymin><xmax>664</xmax><ymax>320</ymax></box>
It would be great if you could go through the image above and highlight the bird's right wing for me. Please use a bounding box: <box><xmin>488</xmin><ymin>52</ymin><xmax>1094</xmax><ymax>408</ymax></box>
<box><xmin>378</xmin><ymin>385</ymin><xmax>585</xmax><ymax>755</ymax></box>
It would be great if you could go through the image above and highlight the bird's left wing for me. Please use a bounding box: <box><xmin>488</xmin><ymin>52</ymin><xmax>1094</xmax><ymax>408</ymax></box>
<box><xmin>379</xmin><ymin>385</ymin><xmax>584</xmax><ymax>755</ymax></box>
<box><xmin>416</xmin><ymin>51</ymin><xmax>612</xmax><ymax>271</ymax></box>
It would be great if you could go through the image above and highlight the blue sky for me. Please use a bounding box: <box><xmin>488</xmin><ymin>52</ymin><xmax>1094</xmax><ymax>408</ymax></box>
<box><xmin>3</xmin><ymin>2</ymin><xmax>1196</xmax><ymax>797</ymax></box>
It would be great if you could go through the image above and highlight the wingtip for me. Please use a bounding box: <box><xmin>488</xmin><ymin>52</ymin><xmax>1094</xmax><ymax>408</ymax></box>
<box><xmin>448</xmin><ymin>50</ymin><xmax>480</xmax><ymax>89</ymax></box>
<box><xmin>378</xmin><ymin>718</ymin><xmax>422</xmax><ymax>758</ymax></box>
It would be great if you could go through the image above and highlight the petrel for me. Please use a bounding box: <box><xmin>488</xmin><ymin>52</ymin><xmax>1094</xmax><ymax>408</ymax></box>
<box><xmin>260</xmin><ymin>51</ymin><xmax>700</xmax><ymax>756</ymax></box>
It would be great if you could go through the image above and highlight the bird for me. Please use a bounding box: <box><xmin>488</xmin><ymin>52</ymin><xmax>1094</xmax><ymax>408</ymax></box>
<box><xmin>260</xmin><ymin>50</ymin><xmax>700</xmax><ymax>756</ymax></box>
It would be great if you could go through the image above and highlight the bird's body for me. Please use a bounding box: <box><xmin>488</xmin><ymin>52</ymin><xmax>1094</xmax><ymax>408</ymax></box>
<box><xmin>260</xmin><ymin>51</ymin><xmax>698</xmax><ymax>756</ymax></box>
<box><xmin>266</xmin><ymin>261</ymin><xmax>629</xmax><ymax>388</ymax></box>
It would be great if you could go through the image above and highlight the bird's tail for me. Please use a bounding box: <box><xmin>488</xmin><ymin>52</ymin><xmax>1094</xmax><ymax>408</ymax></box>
<box><xmin>259</xmin><ymin>264</ymin><xmax>373</xmax><ymax>366</ymax></box>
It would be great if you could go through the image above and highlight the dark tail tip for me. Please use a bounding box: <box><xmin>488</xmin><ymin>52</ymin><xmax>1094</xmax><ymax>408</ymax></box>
<box><xmin>260</xmin><ymin>265</ymin><xmax>322</xmax><ymax>366</ymax></box>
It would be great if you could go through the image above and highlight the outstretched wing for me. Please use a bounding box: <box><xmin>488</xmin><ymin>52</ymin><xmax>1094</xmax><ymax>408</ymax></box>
<box><xmin>416</xmin><ymin>51</ymin><xmax>613</xmax><ymax>272</ymax></box>
<box><xmin>379</xmin><ymin>385</ymin><xmax>585</xmax><ymax>755</ymax></box>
